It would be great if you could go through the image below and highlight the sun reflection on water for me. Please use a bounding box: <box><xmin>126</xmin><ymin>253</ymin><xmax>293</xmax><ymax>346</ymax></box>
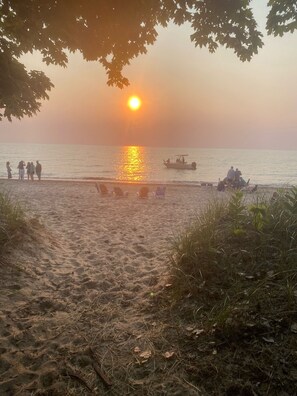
<box><xmin>117</xmin><ymin>146</ymin><xmax>146</xmax><ymax>182</ymax></box>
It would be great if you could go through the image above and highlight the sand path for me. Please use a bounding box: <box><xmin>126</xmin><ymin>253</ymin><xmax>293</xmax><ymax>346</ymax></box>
<box><xmin>0</xmin><ymin>181</ymin><xmax>222</xmax><ymax>395</ymax></box>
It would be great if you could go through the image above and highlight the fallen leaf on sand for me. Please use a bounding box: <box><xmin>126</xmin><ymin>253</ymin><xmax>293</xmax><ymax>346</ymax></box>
<box><xmin>192</xmin><ymin>329</ymin><xmax>204</xmax><ymax>336</ymax></box>
<box><xmin>186</xmin><ymin>326</ymin><xmax>194</xmax><ymax>332</ymax></box>
<box><xmin>139</xmin><ymin>350</ymin><xmax>152</xmax><ymax>359</ymax></box>
<box><xmin>163</xmin><ymin>351</ymin><xmax>175</xmax><ymax>359</ymax></box>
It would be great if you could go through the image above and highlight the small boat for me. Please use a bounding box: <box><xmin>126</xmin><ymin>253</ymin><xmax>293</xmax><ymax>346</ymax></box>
<box><xmin>163</xmin><ymin>154</ymin><xmax>197</xmax><ymax>170</ymax></box>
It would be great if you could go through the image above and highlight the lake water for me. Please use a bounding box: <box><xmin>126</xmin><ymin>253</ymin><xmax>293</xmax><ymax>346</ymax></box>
<box><xmin>0</xmin><ymin>143</ymin><xmax>296</xmax><ymax>187</ymax></box>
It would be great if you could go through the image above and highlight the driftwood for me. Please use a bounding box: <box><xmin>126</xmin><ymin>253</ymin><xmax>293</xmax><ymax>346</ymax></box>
<box><xmin>89</xmin><ymin>347</ymin><xmax>112</xmax><ymax>388</ymax></box>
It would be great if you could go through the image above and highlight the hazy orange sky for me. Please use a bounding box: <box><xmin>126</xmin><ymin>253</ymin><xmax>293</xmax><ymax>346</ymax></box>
<box><xmin>1</xmin><ymin>2</ymin><xmax>297</xmax><ymax>149</ymax></box>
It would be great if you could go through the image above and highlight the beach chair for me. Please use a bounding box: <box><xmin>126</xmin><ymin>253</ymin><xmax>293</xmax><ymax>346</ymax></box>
<box><xmin>153</xmin><ymin>186</ymin><xmax>166</xmax><ymax>199</ymax></box>
<box><xmin>113</xmin><ymin>186</ymin><xmax>128</xmax><ymax>198</ymax></box>
<box><xmin>137</xmin><ymin>186</ymin><xmax>149</xmax><ymax>199</ymax></box>
<box><xmin>96</xmin><ymin>183</ymin><xmax>109</xmax><ymax>196</ymax></box>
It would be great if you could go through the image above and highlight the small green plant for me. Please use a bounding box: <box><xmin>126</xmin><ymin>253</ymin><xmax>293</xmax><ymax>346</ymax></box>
<box><xmin>0</xmin><ymin>191</ymin><xmax>25</xmax><ymax>249</ymax></box>
<box><xmin>249</xmin><ymin>202</ymin><xmax>267</xmax><ymax>231</ymax></box>
<box><xmin>228</xmin><ymin>191</ymin><xmax>245</xmax><ymax>222</ymax></box>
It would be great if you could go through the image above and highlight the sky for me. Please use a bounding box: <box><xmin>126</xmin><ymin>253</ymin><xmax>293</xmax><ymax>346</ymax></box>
<box><xmin>1</xmin><ymin>2</ymin><xmax>297</xmax><ymax>149</ymax></box>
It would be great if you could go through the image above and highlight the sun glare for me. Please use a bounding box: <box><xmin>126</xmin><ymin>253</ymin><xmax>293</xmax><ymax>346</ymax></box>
<box><xmin>128</xmin><ymin>96</ymin><xmax>142</xmax><ymax>111</ymax></box>
<box><xmin>118</xmin><ymin>146</ymin><xmax>145</xmax><ymax>181</ymax></box>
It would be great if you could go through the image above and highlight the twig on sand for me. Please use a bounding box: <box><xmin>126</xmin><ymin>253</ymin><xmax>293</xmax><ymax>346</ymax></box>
<box><xmin>89</xmin><ymin>347</ymin><xmax>112</xmax><ymax>388</ymax></box>
<box><xmin>63</xmin><ymin>368</ymin><xmax>94</xmax><ymax>393</ymax></box>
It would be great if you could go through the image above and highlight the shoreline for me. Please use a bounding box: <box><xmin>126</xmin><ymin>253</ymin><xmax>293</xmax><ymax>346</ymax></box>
<box><xmin>0</xmin><ymin>176</ymin><xmax>291</xmax><ymax>189</ymax></box>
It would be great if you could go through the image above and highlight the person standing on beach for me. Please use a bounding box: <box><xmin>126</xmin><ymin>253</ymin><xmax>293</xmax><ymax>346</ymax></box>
<box><xmin>26</xmin><ymin>161</ymin><xmax>31</xmax><ymax>180</ymax></box>
<box><xmin>17</xmin><ymin>160</ymin><xmax>25</xmax><ymax>180</ymax></box>
<box><xmin>6</xmin><ymin>161</ymin><xmax>12</xmax><ymax>179</ymax></box>
<box><xmin>29</xmin><ymin>162</ymin><xmax>35</xmax><ymax>181</ymax></box>
<box><xmin>36</xmin><ymin>160</ymin><xmax>42</xmax><ymax>180</ymax></box>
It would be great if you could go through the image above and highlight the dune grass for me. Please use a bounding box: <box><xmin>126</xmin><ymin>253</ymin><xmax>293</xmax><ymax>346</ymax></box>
<box><xmin>169</xmin><ymin>188</ymin><xmax>297</xmax><ymax>394</ymax></box>
<box><xmin>0</xmin><ymin>190</ymin><xmax>26</xmax><ymax>251</ymax></box>
<box><xmin>171</xmin><ymin>188</ymin><xmax>297</xmax><ymax>313</ymax></box>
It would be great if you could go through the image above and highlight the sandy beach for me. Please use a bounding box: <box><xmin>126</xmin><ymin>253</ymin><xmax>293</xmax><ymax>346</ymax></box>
<box><xmin>0</xmin><ymin>180</ymin><xmax>271</xmax><ymax>395</ymax></box>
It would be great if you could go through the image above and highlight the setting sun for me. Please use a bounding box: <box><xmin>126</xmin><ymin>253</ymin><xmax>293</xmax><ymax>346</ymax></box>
<box><xmin>127</xmin><ymin>96</ymin><xmax>142</xmax><ymax>111</ymax></box>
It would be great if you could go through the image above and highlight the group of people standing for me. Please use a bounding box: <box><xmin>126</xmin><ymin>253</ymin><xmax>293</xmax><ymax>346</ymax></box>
<box><xmin>6</xmin><ymin>160</ymin><xmax>42</xmax><ymax>181</ymax></box>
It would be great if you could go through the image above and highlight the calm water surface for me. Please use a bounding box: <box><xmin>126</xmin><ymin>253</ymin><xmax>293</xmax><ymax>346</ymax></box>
<box><xmin>0</xmin><ymin>143</ymin><xmax>296</xmax><ymax>187</ymax></box>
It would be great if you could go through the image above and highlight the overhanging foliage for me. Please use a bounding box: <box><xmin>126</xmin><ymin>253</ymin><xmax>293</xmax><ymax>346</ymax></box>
<box><xmin>0</xmin><ymin>0</ymin><xmax>296</xmax><ymax>121</ymax></box>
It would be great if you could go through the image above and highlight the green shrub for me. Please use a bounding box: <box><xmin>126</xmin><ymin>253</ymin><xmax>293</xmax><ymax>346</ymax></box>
<box><xmin>170</xmin><ymin>187</ymin><xmax>297</xmax><ymax>327</ymax></box>
<box><xmin>0</xmin><ymin>191</ymin><xmax>25</xmax><ymax>249</ymax></box>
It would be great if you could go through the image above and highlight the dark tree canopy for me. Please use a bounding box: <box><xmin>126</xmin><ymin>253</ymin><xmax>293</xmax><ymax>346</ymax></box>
<box><xmin>0</xmin><ymin>0</ymin><xmax>296</xmax><ymax>121</ymax></box>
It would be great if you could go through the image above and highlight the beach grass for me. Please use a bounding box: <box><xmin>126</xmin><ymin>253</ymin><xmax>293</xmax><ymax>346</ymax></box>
<box><xmin>171</xmin><ymin>188</ymin><xmax>297</xmax><ymax>303</ymax></box>
<box><xmin>168</xmin><ymin>187</ymin><xmax>297</xmax><ymax>394</ymax></box>
<box><xmin>0</xmin><ymin>190</ymin><xmax>26</xmax><ymax>250</ymax></box>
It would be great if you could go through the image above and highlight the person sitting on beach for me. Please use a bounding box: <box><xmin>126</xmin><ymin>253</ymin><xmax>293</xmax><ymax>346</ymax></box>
<box><xmin>217</xmin><ymin>179</ymin><xmax>225</xmax><ymax>192</ymax></box>
<box><xmin>227</xmin><ymin>166</ymin><xmax>235</xmax><ymax>183</ymax></box>
<box><xmin>6</xmin><ymin>161</ymin><xmax>12</xmax><ymax>179</ymax></box>
<box><xmin>234</xmin><ymin>168</ymin><xmax>242</xmax><ymax>188</ymax></box>
<box><xmin>36</xmin><ymin>161</ymin><xmax>42</xmax><ymax>180</ymax></box>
